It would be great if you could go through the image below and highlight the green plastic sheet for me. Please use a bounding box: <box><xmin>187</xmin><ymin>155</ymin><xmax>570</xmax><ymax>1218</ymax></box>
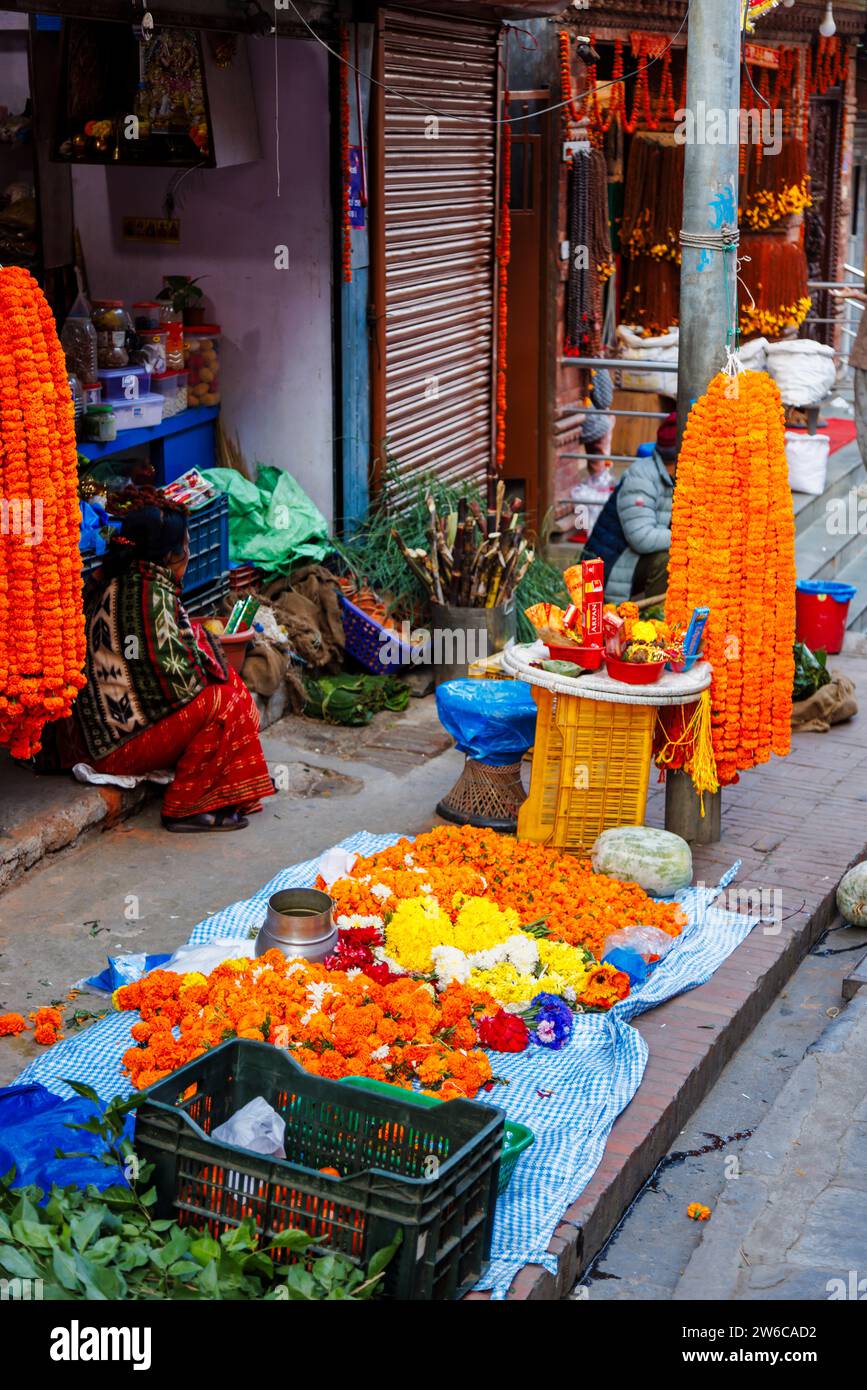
<box><xmin>202</xmin><ymin>467</ymin><xmax>330</xmax><ymax>575</ymax></box>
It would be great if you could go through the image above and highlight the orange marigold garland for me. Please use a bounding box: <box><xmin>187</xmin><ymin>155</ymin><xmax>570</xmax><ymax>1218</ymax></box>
<box><xmin>665</xmin><ymin>370</ymin><xmax>795</xmax><ymax>787</ymax></box>
<box><xmin>0</xmin><ymin>266</ymin><xmax>86</xmax><ymax>759</ymax></box>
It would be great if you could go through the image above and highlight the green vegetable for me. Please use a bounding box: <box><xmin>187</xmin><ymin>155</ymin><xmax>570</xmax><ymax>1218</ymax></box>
<box><xmin>304</xmin><ymin>673</ymin><xmax>410</xmax><ymax>725</ymax></box>
<box><xmin>591</xmin><ymin>826</ymin><xmax>693</xmax><ymax>897</ymax></box>
<box><xmin>0</xmin><ymin>1086</ymin><xmax>400</xmax><ymax>1300</ymax></box>
<box><xmin>793</xmin><ymin>641</ymin><xmax>831</xmax><ymax>703</ymax></box>
<box><xmin>538</xmin><ymin>660</ymin><xmax>584</xmax><ymax>677</ymax></box>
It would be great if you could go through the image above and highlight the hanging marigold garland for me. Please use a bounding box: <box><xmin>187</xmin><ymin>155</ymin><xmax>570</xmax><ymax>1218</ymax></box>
<box><xmin>738</xmin><ymin>234</ymin><xmax>811</xmax><ymax>338</ymax></box>
<box><xmin>339</xmin><ymin>24</ymin><xmax>353</xmax><ymax>284</ymax></box>
<box><xmin>664</xmin><ymin>371</ymin><xmax>795</xmax><ymax>788</ymax></box>
<box><xmin>0</xmin><ymin>266</ymin><xmax>86</xmax><ymax>759</ymax></box>
<box><xmin>495</xmin><ymin>94</ymin><xmax>511</xmax><ymax>471</ymax></box>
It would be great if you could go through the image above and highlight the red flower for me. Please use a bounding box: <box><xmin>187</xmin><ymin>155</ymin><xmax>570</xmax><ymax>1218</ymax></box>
<box><xmin>478</xmin><ymin>1010</ymin><xmax>529</xmax><ymax>1053</ymax></box>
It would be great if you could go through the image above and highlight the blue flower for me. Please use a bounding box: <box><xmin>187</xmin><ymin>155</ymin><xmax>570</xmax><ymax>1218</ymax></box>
<box><xmin>529</xmin><ymin>992</ymin><xmax>573</xmax><ymax>1050</ymax></box>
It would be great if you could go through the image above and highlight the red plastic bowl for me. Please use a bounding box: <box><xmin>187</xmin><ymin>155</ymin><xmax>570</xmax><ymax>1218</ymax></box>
<box><xmin>605</xmin><ymin>655</ymin><xmax>665</xmax><ymax>685</ymax></box>
<box><xmin>546</xmin><ymin>643</ymin><xmax>604</xmax><ymax>670</ymax></box>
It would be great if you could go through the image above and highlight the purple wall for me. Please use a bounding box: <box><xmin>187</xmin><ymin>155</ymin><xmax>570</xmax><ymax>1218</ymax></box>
<box><xmin>71</xmin><ymin>37</ymin><xmax>335</xmax><ymax>523</ymax></box>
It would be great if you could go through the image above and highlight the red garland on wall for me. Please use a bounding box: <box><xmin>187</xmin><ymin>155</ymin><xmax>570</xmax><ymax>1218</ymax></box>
<box><xmin>339</xmin><ymin>25</ymin><xmax>353</xmax><ymax>284</ymax></box>
<box><xmin>495</xmin><ymin>96</ymin><xmax>511</xmax><ymax>473</ymax></box>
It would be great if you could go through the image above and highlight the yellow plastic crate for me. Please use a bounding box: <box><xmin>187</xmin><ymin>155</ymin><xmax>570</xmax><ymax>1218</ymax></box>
<box><xmin>517</xmin><ymin>687</ymin><xmax>654</xmax><ymax>855</ymax></box>
<box><xmin>467</xmin><ymin>651</ymin><xmax>513</xmax><ymax>681</ymax></box>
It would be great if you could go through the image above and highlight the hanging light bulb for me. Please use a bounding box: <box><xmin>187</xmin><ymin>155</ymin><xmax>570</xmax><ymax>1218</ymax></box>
<box><xmin>783</xmin><ymin>0</ymin><xmax>795</xmax><ymax>9</ymax></box>
<box><xmin>819</xmin><ymin>2</ymin><xmax>836</xmax><ymax>37</ymax></box>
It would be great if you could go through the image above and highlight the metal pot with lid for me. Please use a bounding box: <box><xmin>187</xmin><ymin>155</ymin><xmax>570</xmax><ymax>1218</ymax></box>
<box><xmin>255</xmin><ymin>888</ymin><xmax>337</xmax><ymax>962</ymax></box>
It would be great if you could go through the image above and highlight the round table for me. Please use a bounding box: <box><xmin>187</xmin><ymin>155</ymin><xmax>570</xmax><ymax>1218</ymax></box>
<box><xmin>500</xmin><ymin>643</ymin><xmax>712</xmax><ymax>853</ymax></box>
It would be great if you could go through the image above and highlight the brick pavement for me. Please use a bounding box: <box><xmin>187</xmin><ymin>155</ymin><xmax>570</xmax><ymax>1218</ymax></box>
<box><xmin>467</xmin><ymin>651</ymin><xmax>867</xmax><ymax>1300</ymax></box>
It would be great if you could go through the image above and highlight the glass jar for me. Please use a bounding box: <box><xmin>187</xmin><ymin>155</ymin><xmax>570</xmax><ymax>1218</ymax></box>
<box><xmin>84</xmin><ymin>404</ymin><xmax>117</xmax><ymax>442</ymax></box>
<box><xmin>175</xmin><ymin>369</ymin><xmax>188</xmax><ymax>413</ymax></box>
<box><xmin>82</xmin><ymin>381</ymin><xmax>102</xmax><ymax>408</ymax></box>
<box><xmin>92</xmin><ymin>300</ymin><xmax>131</xmax><ymax>369</ymax></box>
<box><xmin>68</xmin><ymin>373</ymin><xmax>84</xmax><ymax>434</ymax></box>
<box><xmin>160</xmin><ymin>304</ymin><xmax>185</xmax><ymax>370</ymax></box>
<box><xmin>137</xmin><ymin>328</ymin><xmax>168</xmax><ymax>374</ymax></box>
<box><xmin>184</xmin><ymin>325</ymin><xmax>221</xmax><ymax>408</ymax></box>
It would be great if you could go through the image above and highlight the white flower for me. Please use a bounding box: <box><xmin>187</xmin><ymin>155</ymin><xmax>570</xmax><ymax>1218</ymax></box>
<box><xmin>504</xmin><ymin>934</ymin><xmax>540</xmax><ymax>975</ymax></box>
<box><xmin>431</xmin><ymin>945</ymin><xmax>471</xmax><ymax>987</ymax></box>
<box><xmin>564</xmin><ymin>986</ymin><xmax>576</xmax><ymax>1004</ymax></box>
<box><xmin>403</xmin><ymin>853</ymin><xmax>416</xmax><ymax>868</ymax></box>
<box><xmin>467</xmin><ymin>943</ymin><xmax>508</xmax><ymax>971</ymax></box>
<box><xmin>300</xmin><ymin>979</ymin><xmax>336</xmax><ymax>1025</ymax></box>
<box><xmin>370</xmin><ymin>1044</ymin><xmax>390</xmax><ymax>1061</ymax></box>
<box><xmin>345</xmin><ymin>968</ymin><xmax>363</xmax><ymax>979</ymax></box>
<box><xmin>419</xmin><ymin>883</ymin><xmax>433</xmax><ymax>894</ymax></box>
<box><xmin>370</xmin><ymin>883</ymin><xmax>393</xmax><ymax>902</ymax></box>
<box><xmin>336</xmin><ymin>913</ymin><xmax>383</xmax><ymax>931</ymax></box>
<box><xmin>373</xmin><ymin>946</ymin><xmax>405</xmax><ymax>975</ymax></box>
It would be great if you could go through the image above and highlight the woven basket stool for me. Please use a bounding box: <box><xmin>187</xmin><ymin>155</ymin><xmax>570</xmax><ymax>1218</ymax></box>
<box><xmin>436</xmin><ymin>756</ymin><xmax>527</xmax><ymax>832</ymax></box>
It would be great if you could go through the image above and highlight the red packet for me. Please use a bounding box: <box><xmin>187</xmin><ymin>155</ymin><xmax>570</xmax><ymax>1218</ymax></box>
<box><xmin>581</xmin><ymin>558</ymin><xmax>605</xmax><ymax>647</ymax></box>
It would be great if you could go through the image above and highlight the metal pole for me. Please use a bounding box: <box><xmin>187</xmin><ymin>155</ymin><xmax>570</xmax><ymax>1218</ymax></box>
<box><xmin>666</xmin><ymin>0</ymin><xmax>742</xmax><ymax>847</ymax></box>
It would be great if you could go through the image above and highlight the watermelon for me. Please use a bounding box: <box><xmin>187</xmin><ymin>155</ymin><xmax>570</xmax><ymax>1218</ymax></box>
<box><xmin>591</xmin><ymin>826</ymin><xmax>693</xmax><ymax>897</ymax></box>
<box><xmin>837</xmin><ymin>861</ymin><xmax>867</xmax><ymax>927</ymax></box>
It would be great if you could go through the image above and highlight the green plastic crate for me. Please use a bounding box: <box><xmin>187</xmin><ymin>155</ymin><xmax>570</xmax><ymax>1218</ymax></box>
<box><xmin>342</xmin><ymin>1077</ymin><xmax>534</xmax><ymax>1194</ymax></box>
<box><xmin>134</xmin><ymin>1039</ymin><xmax>505</xmax><ymax>1301</ymax></box>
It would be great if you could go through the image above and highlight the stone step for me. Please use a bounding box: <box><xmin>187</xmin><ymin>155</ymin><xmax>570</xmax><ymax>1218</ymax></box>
<box><xmin>792</xmin><ymin>440</ymin><xmax>864</xmax><ymax>535</ymax></box>
<box><xmin>795</xmin><ymin>503</ymin><xmax>867</xmax><ymax>583</ymax></box>
<box><xmin>835</xmin><ymin>543</ymin><xmax>867</xmax><ymax>632</ymax></box>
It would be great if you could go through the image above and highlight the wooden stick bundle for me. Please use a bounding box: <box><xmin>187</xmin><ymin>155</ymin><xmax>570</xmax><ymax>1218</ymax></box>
<box><xmin>399</xmin><ymin>490</ymin><xmax>533</xmax><ymax>608</ymax></box>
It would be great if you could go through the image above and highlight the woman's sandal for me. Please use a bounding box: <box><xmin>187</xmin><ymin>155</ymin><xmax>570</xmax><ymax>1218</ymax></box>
<box><xmin>161</xmin><ymin>807</ymin><xmax>250</xmax><ymax>833</ymax></box>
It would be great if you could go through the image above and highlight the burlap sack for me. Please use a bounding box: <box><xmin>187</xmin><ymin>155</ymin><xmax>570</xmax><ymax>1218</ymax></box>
<box><xmin>791</xmin><ymin>672</ymin><xmax>858</xmax><ymax>733</ymax></box>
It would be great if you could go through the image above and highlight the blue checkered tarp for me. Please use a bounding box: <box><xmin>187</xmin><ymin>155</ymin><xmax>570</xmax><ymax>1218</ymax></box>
<box><xmin>14</xmin><ymin>832</ymin><xmax>756</xmax><ymax>1299</ymax></box>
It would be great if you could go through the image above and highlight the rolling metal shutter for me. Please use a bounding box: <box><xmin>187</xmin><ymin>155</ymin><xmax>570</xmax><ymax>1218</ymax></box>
<box><xmin>376</xmin><ymin>7</ymin><xmax>500</xmax><ymax>498</ymax></box>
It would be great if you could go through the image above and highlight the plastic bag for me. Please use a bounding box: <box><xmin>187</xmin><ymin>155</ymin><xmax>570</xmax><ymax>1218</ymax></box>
<box><xmin>212</xmin><ymin>1096</ymin><xmax>286</xmax><ymax>1158</ymax></box>
<box><xmin>785</xmin><ymin>431</ymin><xmax>830</xmax><ymax>496</ymax></box>
<box><xmin>766</xmin><ymin>340</ymin><xmax>836</xmax><ymax>407</ymax></box>
<box><xmin>602</xmin><ymin>925</ymin><xmax>677</xmax><ymax>987</ymax></box>
<box><xmin>0</xmin><ymin>1083</ymin><xmax>130</xmax><ymax>1194</ymax></box>
<box><xmin>202</xmin><ymin>466</ymin><xmax>330</xmax><ymax>575</ymax></box>
<box><xmin>435</xmin><ymin>679</ymin><xmax>537</xmax><ymax>765</ymax></box>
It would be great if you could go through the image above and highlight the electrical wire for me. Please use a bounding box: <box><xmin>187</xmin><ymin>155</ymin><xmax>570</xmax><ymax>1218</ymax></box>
<box><xmin>740</xmin><ymin>8</ymin><xmax>772</xmax><ymax>111</ymax></box>
<box><xmin>283</xmin><ymin>0</ymin><xmax>691</xmax><ymax>128</ymax></box>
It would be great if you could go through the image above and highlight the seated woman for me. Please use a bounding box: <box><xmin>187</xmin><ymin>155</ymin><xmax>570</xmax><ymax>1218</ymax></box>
<box><xmin>49</xmin><ymin>487</ymin><xmax>274</xmax><ymax>832</ymax></box>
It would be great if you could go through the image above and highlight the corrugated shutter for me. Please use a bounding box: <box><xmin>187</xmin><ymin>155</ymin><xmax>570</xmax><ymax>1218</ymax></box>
<box><xmin>377</xmin><ymin>7</ymin><xmax>500</xmax><ymax>498</ymax></box>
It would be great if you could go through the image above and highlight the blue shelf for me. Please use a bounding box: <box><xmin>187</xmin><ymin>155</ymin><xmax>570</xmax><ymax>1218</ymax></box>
<box><xmin>77</xmin><ymin>406</ymin><xmax>220</xmax><ymax>463</ymax></box>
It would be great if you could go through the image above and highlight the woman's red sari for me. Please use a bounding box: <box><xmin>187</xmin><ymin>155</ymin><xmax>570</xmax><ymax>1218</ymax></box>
<box><xmin>93</xmin><ymin>665</ymin><xmax>274</xmax><ymax>817</ymax></box>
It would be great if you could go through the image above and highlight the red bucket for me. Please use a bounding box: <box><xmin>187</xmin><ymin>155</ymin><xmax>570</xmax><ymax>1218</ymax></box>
<box><xmin>795</xmin><ymin>581</ymin><xmax>856</xmax><ymax>656</ymax></box>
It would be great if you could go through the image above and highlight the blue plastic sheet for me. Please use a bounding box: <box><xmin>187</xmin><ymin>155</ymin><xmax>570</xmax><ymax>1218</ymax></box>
<box><xmin>435</xmin><ymin>678</ymin><xmax>537</xmax><ymax>765</ymax></box>
<box><xmin>79</xmin><ymin>499</ymin><xmax>119</xmax><ymax>556</ymax></box>
<box><xmin>0</xmin><ymin>1083</ymin><xmax>129</xmax><ymax>1194</ymax></box>
<box><xmin>82</xmin><ymin>953</ymin><xmax>172</xmax><ymax>993</ymax></box>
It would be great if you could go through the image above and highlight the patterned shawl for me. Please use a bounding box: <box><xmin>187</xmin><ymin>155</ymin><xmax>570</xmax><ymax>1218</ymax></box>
<box><xmin>75</xmin><ymin>560</ymin><xmax>228</xmax><ymax>762</ymax></box>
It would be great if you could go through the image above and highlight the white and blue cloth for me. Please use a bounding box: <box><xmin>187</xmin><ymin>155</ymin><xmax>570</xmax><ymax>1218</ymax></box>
<box><xmin>14</xmin><ymin>832</ymin><xmax>756</xmax><ymax>1299</ymax></box>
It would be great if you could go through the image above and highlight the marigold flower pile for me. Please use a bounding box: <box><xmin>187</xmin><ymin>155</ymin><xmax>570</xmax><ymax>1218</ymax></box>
<box><xmin>665</xmin><ymin>370</ymin><xmax>795</xmax><ymax>787</ymax></box>
<box><xmin>0</xmin><ymin>266</ymin><xmax>86</xmax><ymax>758</ymax></box>
<box><xmin>115</xmin><ymin>951</ymin><xmax>496</xmax><ymax>1097</ymax></box>
<box><xmin>324</xmin><ymin>825</ymin><xmax>685</xmax><ymax>965</ymax></box>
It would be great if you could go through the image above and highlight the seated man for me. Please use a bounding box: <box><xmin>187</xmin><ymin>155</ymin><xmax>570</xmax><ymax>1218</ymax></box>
<box><xmin>581</xmin><ymin>411</ymin><xmax>677</xmax><ymax>603</ymax></box>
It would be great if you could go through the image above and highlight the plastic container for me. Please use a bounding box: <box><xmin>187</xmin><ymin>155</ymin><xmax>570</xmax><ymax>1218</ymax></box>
<box><xmin>342</xmin><ymin>1077</ymin><xmax>534</xmax><ymax>1195</ymax></box>
<box><xmin>133</xmin><ymin>1038</ymin><xmax>504</xmax><ymax>1301</ymax></box>
<box><xmin>184</xmin><ymin>325</ymin><xmax>221</xmax><ymax>407</ymax></box>
<box><xmin>605</xmin><ymin>656</ymin><xmax>665</xmax><ymax>686</ymax></box>
<box><xmin>82</xmin><ymin>381</ymin><xmax>102</xmax><ymax>408</ymax></box>
<box><xmin>92</xmin><ymin>300</ymin><xmax>131</xmax><ymax>368</ymax></box>
<box><xmin>137</xmin><ymin>327</ymin><xmax>169</xmax><ymax>374</ymax></box>
<box><xmin>183</xmin><ymin>492</ymin><xmax>229</xmax><ymax>592</ymax></box>
<box><xmin>132</xmin><ymin>300</ymin><xmax>163</xmax><ymax>331</ymax></box>
<box><xmin>517</xmin><ymin>687</ymin><xmax>654</xmax><ymax>854</ymax></box>
<box><xmin>160</xmin><ymin>303</ymin><xmax>185</xmax><ymax>370</ymax></box>
<box><xmin>98</xmin><ymin>365</ymin><xmax>151</xmax><ymax>402</ymax></box>
<box><xmin>175</xmin><ymin>369</ymin><xmax>189</xmax><ymax>412</ymax></box>
<box><xmin>184</xmin><ymin>569</ymin><xmax>230</xmax><ymax>608</ymax></box>
<box><xmin>546</xmin><ymin>642</ymin><xmax>604</xmax><ymax>670</ymax></box>
<box><xmin>61</xmin><ymin>313</ymin><xmax>98</xmax><ymax>384</ymax></box>
<box><xmin>151</xmin><ymin>370</ymin><xmax>183</xmax><ymax>418</ymax></box>
<box><xmin>113</xmin><ymin>392</ymin><xmax>164</xmax><ymax>431</ymax></box>
<box><xmin>795</xmin><ymin>579</ymin><xmax>857</xmax><ymax>655</ymax></box>
<box><xmin>339</xmin><ymin>593</ymin><xmax>415</xmax><ymax>674</ymax></box>
<box><xmin>84</xmin><ymin>404</ymin><xmax>117</xmax><ymax>443</ymax></box>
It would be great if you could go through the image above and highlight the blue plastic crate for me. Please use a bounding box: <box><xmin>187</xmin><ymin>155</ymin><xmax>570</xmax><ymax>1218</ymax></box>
<box><xmin>183</xmin><ymin>493</ymin><xmax>229</xmax><ymax>594</ymax></box>
<box><xmin>183</xmin><ymin>571</ymin><xmax>230</xmax><ymax>615</ymax></box>
<box><xmin>339</xmin><ymin>593</ymin><xmax>415</xmax><ymax>674</ymax></box>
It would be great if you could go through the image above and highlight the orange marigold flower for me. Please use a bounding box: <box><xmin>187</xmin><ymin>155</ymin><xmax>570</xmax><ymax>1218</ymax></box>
<box><xmin>687</xmin><ymin>1202</ymin><xmax>711</xmax><ymax>1222</ymax></box>
<box><xmin>0</xmin><ymin>1012</ymin><xmax>27</xmax><ymax>1037</ymax></box>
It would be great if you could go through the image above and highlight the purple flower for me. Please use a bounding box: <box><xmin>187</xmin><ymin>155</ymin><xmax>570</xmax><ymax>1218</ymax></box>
<box><xmin>529</xmin><ymin>992</ymin><xmax>573</xmax><ymax>1050</ymax></box>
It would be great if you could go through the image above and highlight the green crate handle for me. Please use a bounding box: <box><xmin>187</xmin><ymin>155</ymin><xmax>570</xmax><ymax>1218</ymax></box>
<box><xmin>342</xmin><ymin>1077</ymin><xmax>534</xmax><ymax>1194</ymax></box>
